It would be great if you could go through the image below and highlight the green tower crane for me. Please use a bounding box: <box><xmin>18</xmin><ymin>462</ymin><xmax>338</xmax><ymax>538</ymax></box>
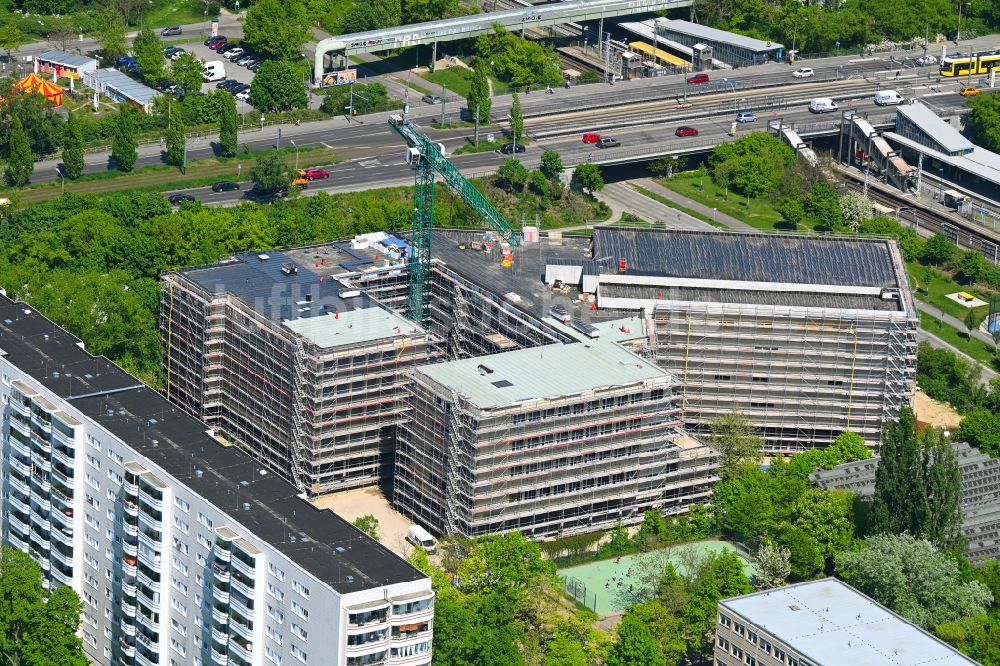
<box><xmin>388</xmin><ymin>114</ymin><xmax>519</xmax><ymax>324</ymax></box>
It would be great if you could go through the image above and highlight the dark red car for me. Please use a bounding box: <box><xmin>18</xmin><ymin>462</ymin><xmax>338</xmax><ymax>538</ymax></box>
<box><xmin>304</xmin><ymin>168</ymin><xmax>330</xmax><ymax>180</ymax></box>
<box><xmin>208</xmin><ymin>38</ymin><xmax>228</xmax><ymax>50</ymax></box>
<box><xmin>686</xmin><ymin>73</ymin><xmax>710</xmax><ymax>84</ymax></box>
<box><xmin>675</xmin><ymin>126</ymin><xmax>699</xmax><ymax>137</ymax></box>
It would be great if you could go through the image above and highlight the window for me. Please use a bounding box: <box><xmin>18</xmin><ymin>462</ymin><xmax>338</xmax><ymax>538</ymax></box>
<box><xmin>107</xmin><ymin>470</ymin><xmax>123</xmax><ymax>486</ymax></box>
<box><xmin>268</xmin><ymin>583</ymin><xmax>284</xmax><ymax>601</ymax></box>
<box><xmin>291</xmin><ymin>623</ymin><xmax>307</xmax><ymax>640</ymax></box>
<box><xmin>291</xmin><ymin>601</ymin><xmax>309</xmax><ymax>620</ymax></box>
<box><xmin>173</xmin><ymin>557</ymin><xmax>189</xmax><ymax>576</ymax></box>
<box><xmin>265</xmin><ymin>646</ymin><xmax>282</xmax><ymax>665</ymax></box>
<box><xmin>174</xmin><ymin>539</ymin><xmax>189</xmax><ymax>555</ymax></box>
<box><xmin>291</xmin><ymin>645</ymin><xmax>307</xmax><ymax>662</ymax></box>
<box><xmin>108</xmin><ymin>449</ymin><xmax>123</xmax><ymax>465</ymax></box>
<box><xmin>170</xmin><ymin>638</ymin><xmax>186</xmax><ymax>657</ymax></box>
<box><xmin>197</xmin><ymin>534</ymin><xmax>210</xmax><ymax>549</ymax></box>
<box><xmin>86</xmin><ymin>454</ymin><xmax>101</xmax><ymax>470</ymax></box>
<box><xmin>174</xmin><ymin>517</ymin><xmax>190</xmax><ymax>534</ymax></box>
<box><xmin>171</xmin><ymin>600</ymin><xmax>188</xmax><ymax>618</ymax></box>
<box><xmin>267</xmin><ymin>606</ymin><xmax>284</xmax><ymax>623</ymax></box>
<box><xmin>266</xmin><ymin>625</ymin><xmax>283</xmax><ymax>645</ymax></box>
<box><xmin>85</xmin><ymin>474</ymin><xmax>100</xmax><ymax>491</ymax></box>
<box><xmin>197</xmin><ymin>512</ymin><xmax>212</xmax><ymax>528</ymax></box>
<box><xmin>269</xmin><ymin>563</ymin><xmax>285</xmax><ymax>581</ymax></box>
<box><xmin>172</xmin><ymin>579</ymin><xmax>188</xmax><ymax>595</ymax></box>
<box><xmin>174</xmin><ymin>497</ymin><xmax>190</xmax><ymax>513</ymax></box>
<box><xmin>293</xmin><ymin>581</ymin><xmax>309</xmax><ymax>598</ymax></box>
<box><xmin>87</xmin><ymin>435</ymin><xmax>101</xmax><ymax>451</ymax></box>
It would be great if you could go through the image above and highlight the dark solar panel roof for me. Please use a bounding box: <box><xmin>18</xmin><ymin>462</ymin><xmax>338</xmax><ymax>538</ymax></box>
<box><xmin>0</xmin><ymin>295</ymin><xmax>425</xmax><ymax>593</ymax></box>
<box><xmin>179</xmin><ymin>251</ymin><xmax>376</xmax><ymax>322</ymax></box>
<box><xmin>593</xmin><ymin>228</ymin><xmax>900</xmax><ymax>287</ymax></box>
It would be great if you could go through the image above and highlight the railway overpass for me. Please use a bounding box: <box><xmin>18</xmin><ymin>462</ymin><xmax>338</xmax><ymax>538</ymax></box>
<box><xmin>313</xmin><ymin>0</ymin><xmax>693</xmax><ymax>81</ymax></box>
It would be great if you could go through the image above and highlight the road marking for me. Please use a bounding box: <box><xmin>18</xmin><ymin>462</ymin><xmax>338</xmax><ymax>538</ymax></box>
<box><xmin>360</xmin><ymin>159</ymin><xmax>381</xmax><ymax>168</ymax></box>
<box><xmin>322</xmin><ymin>142</ymin><xmax>335</xmax><ymax>149</ymax></box>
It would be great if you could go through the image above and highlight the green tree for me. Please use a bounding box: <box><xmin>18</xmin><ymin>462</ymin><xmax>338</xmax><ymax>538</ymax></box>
<box><xmin>956</xmin><ymin>409</ymin><xmax>1000</xmax><ymax>457</ymax></box>
<box><xmin>496</xmin><ymin>159</ymin><xmax>528</xmax><ymax>192</ymax></box>
<box><xmin>607</xmin><ymin>611</ymin><xmax>667</xmax><ymax>666</ymax></box>
<box><xmin>571</xmin><ymin>163</ymin><xmax>604</xmax><ymax>196</ymax></box>
<box><xmin>61</xmin><ymin>111</ymin><xmax>85</xmax><ymax>180</ymax></box>
<box><xmin>96</xmin><ymin>10</ymin><xmax>127</xmax><ymax>66</ymax></box>
<box><xmin>509</xmin><ymin>92</ymin><xmax>524</xmax><ymax>144</ymax></box>
<box><xmin>466</xmin><ymin>59</ymin><xmax>491</xmax><ymax>124</ymax></box>
<box><xmin>936</xmin><ymin>613</ymin><xmax>1000</xmax><ymax>665</ymax></box>
<box><xmin>0</xmin><ymin>23</ymin><xmax>24</xmax><ymax>66</ymax></box>
<box><xmin>752</xmin><ymin>540</ymin><xmax>790</xmax><ymax>590</ymax></box>
<box><xmin>709</xmin><ymin>411</ymin><xmax>764</xmax><ymax>479</ymax></box>
<box><xmin>528</xmin><ymin>169</ymin><xmax>549</xmax><ymax>197</ymax></box>
<box><xmin>218</xmin><ymin>91</ymin><xmax>239</xmax><ymax>158</ymax></box>
<box><xmin>542</xmin><ymin>633</ymin><xmax>588</xmax><ymax>666</ymax></box>
<box><xmin>171</xmin><ymin>53</ymin><xmax>207</xmax><ymax>99</ymax></box>
<box><xmin>456</xmin><ymin>531</ymin><xmax>554</xmax><ymax>605</ymax></box>
<box><xmin>540</xmin><ymin>150</ymin><xmax>564</xmax><ymax>179</ymax></box>
<box><xmin>5</xmin><ymin>116</ymin><xmax>33</xmax><ymax>187</ymax></box>
<box><xmin>792</xmin><ymin>488</ymin><xmax>857</xmax><ymax>561</ymax></box>
<box><xmin>804</xmin><ymin>181</ymin><xmax>842</xmax><ymax>230</ymax></box>
<box><xmin>917</xmin><ymin>341</ymin><xmax>984</xmax><ymax>412</ymax></box>
<box><xmin>0</xmin><ymin>547</ymin><xmax>88</xmax><ymax>666</ymax></box>
<box><xmin>648</xmin><ymin>155</ymin><xmax>686</xmax><ymax>179</ymax></box>
<box><xmin>964</xmin><ymin>91</ymin><xmax>1000</xmax><ymax>152</ymax></box>
<box><xmin>250</xmin><ymin>60</ymin><xmax>309</xmax><ymax>112</ymax></box>
<box><xmin>923</xmin><ymin>233</ymin><xmax>957</xmax><ymax>265</ymax></box>
<box><xmin>475</xmin><ymin>26</ymin><xmax>563</xmax><ymax>88</ymax></box>
<box><xmin>352</xmin><ymin>514</ymin><xmax>380</xmax><ymax>541</ymax></box>
<box><xmin>680</xmin><ymin>551</ymin><xmax>754</xmax><ymax>656</ymax></box>
<box><xmin>873</xmin><ymin>407</ymin><xmax>965</xmax><ymax>551</ymax></box>
<box><xmin>343</xmin><ymin>0</ymin><xmax>404</xmax><ymax>31</ymax></box>
<box><xmin>835</xmin><ymin>533</ymin><xmax>993</xmax><ymax>629</ymax></box>
<box><xmin>958</xmin><ymin>249</ymin><xmax>987</xmax><ymax>284</ymax></box>
<box><xmin>839</xmin><ymin>192</ymin><xmax>875</xmax><ymax>231</ymax></box>
<box><xmin>111</xmin><ymin>105</ymin><xmax>139</xmax><ymax>172</ymax></box>
<box><xmin>166</xmin><ymin>102</ymin><xmax>186</xmax><ymax>171</ymax></box>
<box><xmin>242</xmin><ymin>0</ymin><xmax>312</xmax><ymax>60</ymax></box>
<box><xmin>133</xmin><ymin>27</ymin><xmax>165</xmax><ymax>86</ymax></box>
<box><xmin>404</xmin><ymin>0</ymin><xmax>459</xmax><ymax>23</ymax></box>
<box><xmin>709</xmin><ymin>132</ymin><xmax>794</xmax><ymax>198</ymax></box>
<box><xmin>250</xmin><ymin>152</ymin><xmax>290</xmax><ymax>195</ymax></box>
<box><xmin>827</xmin><ymin>430</ymin><xmax>872</xmax><ymax>463</ymax></box>
<box><xmin>777</xmin><ymin>526</ymin><xmax>824</xmax><ymax>580</ymax></box>
<box><xmin>777</xmin><ymin>197</ymin><xmax>806</xmax><ymax>228</ymax></box>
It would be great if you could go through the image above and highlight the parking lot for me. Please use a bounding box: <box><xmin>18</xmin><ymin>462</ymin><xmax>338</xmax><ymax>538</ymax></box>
<box><xmin>187</xmin><ymin>38</ymin><xmax>258</xmax><ymax>111</ymax></box>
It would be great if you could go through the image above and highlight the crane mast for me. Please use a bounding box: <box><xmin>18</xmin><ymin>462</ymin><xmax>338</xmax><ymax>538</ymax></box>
<box><xmin>388</xmin><ymin>115</ymin><xmax>519</xmax><ymax>323</ymax></box>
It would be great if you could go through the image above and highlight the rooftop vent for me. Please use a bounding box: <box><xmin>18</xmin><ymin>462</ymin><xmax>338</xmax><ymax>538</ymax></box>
<box><xmin>346</xmin><ymin>575</ymin><xmax>354</xmax><ymax>583</ymax></box>
<box><xmin>239</xmin><ymin>480</ymin><xmax>249</xmax><ymax>487</ymax></box>
<box><xmin>339</xmin><ymin>289</ymin><xmax>361</xmax><ymax>299</ymax></box>
<box><xmin>281</xmin><ymin>263</ymin><xmax>298</xmax><ymax>276</ymax></box>
<box><xmin>147</xmin><ymin>418</ymin><xmax>158</xmax><ymax>425</ymax></box>
<box><xmin>257</xmin><ymin>253</ymin><xmax>270</xmax><ymax>261</ymax></box>
<box><xmin>195</xmin><ymin>469</ymin><xmax>204</xmax><ymax>478</ymax></box>
<box><xmin>476</xmin><ymin>364</ymin><xmax>494</xmax><ymax>376</ymax></box>
<box><xmin>335</xmin><ymin>546</ymin><xmax>346</xmax><ymax>553</ymax></box>
<box><xmin>242</xmin><ymin>502</ymin><xmax>251</xmax><ymax>511</ymax></box>
<box><xmin>789</xmin><ymin>604</ymin><xmax>801</xmax><ymax>611</ymax></box>
<box><xmin>492</xmin><ymin>380</ymin><xmax>514</xmax><ymax>388</ymax></box>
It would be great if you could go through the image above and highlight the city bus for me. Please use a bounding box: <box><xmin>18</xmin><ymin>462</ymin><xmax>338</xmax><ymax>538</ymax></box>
<box><xmin>940</xmin><ymin>50</ymin><xmax>1000</xmax><ymax>76</ymax></box>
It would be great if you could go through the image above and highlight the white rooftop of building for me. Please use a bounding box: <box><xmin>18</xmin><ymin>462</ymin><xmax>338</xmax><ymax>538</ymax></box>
<box><xmin>721</xmin><ymin>578</ymin><xmax>979</xmax><ymax>665</ymax></box>
<box><xmin>416</xmin><ymin>341</ymin><xmax>669</xmax><ymax>408</ymax></box>
<box><xmin>654</xmin><ymin>18</ymin><xmax>783</xmax><ymax>52</ymax></box>
<box><xmin>895</xmin><ymin>101</ymin><xmax>975</xmax><ymax>155</ymax></box>
<box><xmin>283</xmin><ymin>307</ymin><xmax>422</xmax><ymax>348</ymax></box>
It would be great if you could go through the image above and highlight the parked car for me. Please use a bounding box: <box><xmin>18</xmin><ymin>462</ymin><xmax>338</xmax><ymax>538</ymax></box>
<box><xmin>736</xmin><ymin>111</ymin><xmax>758</xmax><ymax>123</ymax></box>
<box><xmin>217</xmin><ymin>43</ymin><xmax>238</xmax><ymax>54</ymax></box>
<box><xmin>500</xmin><ymin>143</ymin><xmax>526</xmax><ymax>154</ymax></box>
<box><xmin>916</xmin><ymin>55</ymin><xmax>938</xmax><ymax>66</ymax></box>
<box><xmin>792</xmin><ymin>67</ymin><xmax>815</xmax><ymax>78</ymax></box>
<box><xmin>597</xmin><ymin>137</ymin><xmax>620</xmax><ymax>148</ymax></box>
<box><xmin>212</xmin><ymin>181</ymin><xmax>240</xmax><ymax>192</ymax></box>
<box><xmin>216</xmin><ymin>79</ymin><xmax>239</xmax><ymax>90</ymax></box>
<box><xmin>167</xmin><ymin>48</ymin><xmax>186</xmax><ymax>61</ymax></box>
<box><xmin>582</xmin><ymin>132</ymin><xmax>601</xmax><ymax>143</ymax></box>
<box><xmin>243</xmin><ymin>58</ymin><xmax>262</xmax><ymax>69</ymax></box>
<box><xmin>167</xmin><ymin>193</ymin><xmax>196</xmax><ymax>205</ymax></box>
<box><xmin>686</xmin><ymin>73</ymin><xmax>710</xmax><ymax>84</ymax></box>
<box><xmin>208</xmin><ymin>39</ymin><xmax>228</xmax><ymax>50</ymax></box>
<box><xmin>235</xmin><ymin>89</ymin><xmax>250</xmax><ymax>102</ymax></box>
<box><xmin>303</xmin><ymin>168</ymin><xmax>330</xmax><ymax>180</ymax></box>
<box><xmin>675</xmin><ymin>126</ymin><xmax>699</xmax><ymax>137</ymax></box>
<box><xmin>235</xmin><ymin>55</ymin><xmax>255</xmax><ymax>66</ymax></box>
<box><xmin>163</xmin><ymin>46</ymin><xmax>181</xmax><ymax>57</ymax></box>
<box><xmin>248</xmin><ymin>61</ymin><xmax>263</xmax><ymax>72</ymax></box>
<box><xmin>406</xmin><ymin>525</ymin><xmax>436</xmax><ymax>554</ymax></box>
<box><xmin>223</xmin><ymin>48</ymin><xmax>244</xmax><ymax>60</ymax></box>
<box><xmin>959</xmin><ymin>85</ymin><xmax>980</xmax><ymax>96</ymax></box>
<box><xmin>205</xmin><ymin>35</ymin><xmax>226</xmax><ymax>46</ymax></box>
<box><xmin>422</xmin><ymin>94</ymin><xmax>441</xmax><ymax>104</ymax></box>
<box><xmin>161</xmin><ymin>26</ymin><xmax>182</xmax><ymax>36</ymax></box>
<box><xmin>116</xmin><ymin>56</ymin><xmax>136</xmax><ymax>67</ymax></box>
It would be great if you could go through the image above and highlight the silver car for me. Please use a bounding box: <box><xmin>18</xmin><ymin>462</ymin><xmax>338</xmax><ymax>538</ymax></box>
<box><xmin>736</xmin><ymin>111</ymin><xmax>758</xmax><ymax>123</ymax></box>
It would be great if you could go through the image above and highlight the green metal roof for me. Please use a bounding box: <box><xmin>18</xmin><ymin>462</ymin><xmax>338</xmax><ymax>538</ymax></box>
<box><xmin>416</xmin><ymin>341</ymin><xmax>668</xmax><ymax>408</ymax></box>
<box><xmin>283</xmin><ymin>307</ymin><xmax>422</xmax><ymax>348</ymax></box>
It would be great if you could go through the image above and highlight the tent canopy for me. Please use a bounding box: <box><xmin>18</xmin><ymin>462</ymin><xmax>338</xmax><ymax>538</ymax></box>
<box><xmin>14</xmin><ymin>73</ymin><xmax>64</xmax><ymax>107</ymax></box>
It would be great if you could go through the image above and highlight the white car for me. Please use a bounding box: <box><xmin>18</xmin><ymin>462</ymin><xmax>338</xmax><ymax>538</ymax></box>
<box><xmin>792</xmin><ymin>67</ymin><xmax>814</xmax><ymax>78</ymax></box>
<box><xmin>235</xmin><ymin>89</ymin><xmax>250</xmax><ymax>102</ymax></box>
<box><xmin>223</xmin><ymin>48</ymin><xmax>244</xmax><ymax>60</ymax></box>
<box><xmin>916</xmin><ymin>55</ymin><xmax>938</xmax><ymax>66</ymax></box>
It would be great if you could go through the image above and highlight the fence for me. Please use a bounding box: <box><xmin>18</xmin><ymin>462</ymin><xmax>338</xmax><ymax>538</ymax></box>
<box><xmin>561</xmin><ymin>575</ymin><xmax>598</xmax><ymax>611</ymax></box>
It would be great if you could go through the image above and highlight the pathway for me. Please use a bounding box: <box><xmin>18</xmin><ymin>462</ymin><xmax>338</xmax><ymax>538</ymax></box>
<box><xmin>596</xmin><ymin>181</ymin><xmax>713</xmax><ymax>231</ymax></box>
<box><xmin>630</xmin><ymin>178</ymin><xmax>757</xmax><ymax>231</ymax></box>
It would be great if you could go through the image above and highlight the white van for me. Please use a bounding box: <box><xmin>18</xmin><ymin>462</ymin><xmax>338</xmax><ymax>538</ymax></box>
<box><xmin>874</xmin><ymin>89</ymin><xmax>904</xmax><ymax>106</ymax></box>
<box><xmin>203</xmin><ymin>60</ymin><xmax>225</xmax><ymax>82</ymax></box>
<box><xmin>809</xmin><ymin>98</ymin><xmax>838</xmax><ymax>114</ymax></box>
<box><xmin>406</xmin><ymin>525</ymin><xmax>436</xmax><ymax>554</ymax></box>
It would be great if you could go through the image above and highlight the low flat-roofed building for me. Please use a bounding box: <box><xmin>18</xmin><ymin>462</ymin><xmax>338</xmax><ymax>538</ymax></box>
<box><xmin>34</xmin><ymin>50</ymin><xmax>97</xmax><ymax>80</ymax></box>
<box><xmin>396</xmin><ymin>340</ymin><xmax>718</xmax><ymax>538</ymax></box>
<box><xmin>83</xmin><ymin>68</ymin><xmax>160</xmax><ymax>112</ymax></box>
<box><xmin>716</xmin><ymin>578</ymin><xmax>978</xmax><ymax>666</ymax></box>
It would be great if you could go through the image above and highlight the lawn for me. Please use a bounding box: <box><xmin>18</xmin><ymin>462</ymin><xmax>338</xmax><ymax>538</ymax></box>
<box><xmin>143</xmin><ymin>0</ymin><xmax>218</xmax><ymax>30</ymax></box>
<box><xmin>656</xmin><ymin>173</ymin><xmax>786</xmax><ymax>231</ymax></box>
<box><xmin>907</xmin><ymin>262</ymin><xmax>994</xmax><ymax>327</ymax></box>
<box><xmin>19</xmin><ymin>146</ymin><xmax>338</xmax><ymax>204</ymax></box>
<box><xmin>422</xmin><ymin>66</ymin><xmax>474</xmax><ymax>98</ymax></box>
<box><xmin>919</xmin><ymin>312</ymin><xmax>998</xmax><ymax>368</ymax></box>
<box><xmin>628</xmin><ymin>183</ymin><xmax>727</xmax><ymax>229</ymax></box>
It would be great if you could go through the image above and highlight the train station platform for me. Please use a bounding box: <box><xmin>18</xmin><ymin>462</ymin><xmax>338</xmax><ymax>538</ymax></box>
<box><xmin>313</xmin><ymin>0</ymin><xmax>693</xmax><ymax>81</ymax></box>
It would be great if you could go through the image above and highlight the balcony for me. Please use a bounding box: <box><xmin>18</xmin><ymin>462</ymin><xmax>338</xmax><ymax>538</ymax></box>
<box><xmin>8</xmin><ymin>475</ymin><xmax>30</xmax><ymax>496</ymax></box>
<box><xmin>122</xmin><ymin>598</ymin><xmax>137</xmax><ymax>617</ymax></box>
<box><xmin>51</xmin><ymin>446</ymin><xmax>73</xmax><ymax>467</ymax></box>
<box><xmin>9</xmin><ymin>513</ymin><xmax>30</xmax><ymax>535</ymax></box>
<box><xmin>211</xmin><ymin>560</ymin><xmax>230</xmax><ymax>582</ymax></box>
<box><xmin>228</xmin><ymin>639</ymin><xmax>253</xmax><ymax>662</ymax></box>
<box><xmin>50</xmin><ymin>564</ymin><xmax>72</xmax><ymax>587</ymax></box>
<box><xmin>8</xmin><ymin>414</ymin><xmax>29</xmax><ymax>437</ymax></box>
<box><xmin>6</xmin><ymin>532</ymin><xmax>28</xmax><ymax>552</ymax></box>
<box><xmin>211</xmin><ymin>623</ymin><xmax>229</xmax><ymax>644</ymax></box>
<box><xmin>229</xmin><ymin>554</ymin><xmax>255</xmax><ymax>579</ymax></box>
<box><xmin>228</xmin><ymin>594</ymin><xmax>253</xmax><ymax>620</ymax></box>
<box><xmin>9</xmin><ymin>456</ymin><xmax>30</xmax><ymax>477</ymax></box>
<box><xmin>9</xmin><ymin>493</ymin><xmax>30</xmax><ymax>515</ymax></box>
<box><xmin>122</xmin><ymin>557</ymin><xmax>137</xmax><ymax>577</ymax></box>
<box><xmin>211</xmin><ymin>646</ymin><xmax>229</xmax><ymax>666</ymax></box>
<box><xmin>212</xmin><ymin>583</ymin><xmax>230</xmax><ymax>604</ymax></box>
<box><xmin>50</xmin><ymin>544</ymin><xmax>73</xmax><ymax>567</ymax></box>
<box><xmin>135</xmin><ymin>610</ymin><xmax>159</xmax><ymax>634</ymax></box>
<box><xmin>123</xmin><ymin>479</ymin><xmax>139</xmax><ymax>496</ymax></box>
<box><xmin>29</xmin><ymin>473</ymin><xmax>50</xmax><ymax>493</ymax></box>
<box><xmin>50</xmin><ymin>465</ymin><xmax>73</xmax><ymax>488</ymax></box>
<box><xmin>118</xmin><ymin>636</ymin><xmax>136</xmax><ymax>657</ymax></box>
<box><xmin>50</xmin><ymin>426</ymin><xmax>74</xmax><ymax>449</ymax></box>
<box><xmin>229</xmin><ymin>574</ymin><xmax>253</xmax><ymax>599</ymax></box>
<box><xmin>122</xmin><ymin>498</ymin><xmax>138</xmax><ymax>517</ymax></box>
<box><xmin>8</xmin><ymin>435</ymin><xmax>30</xmax><ymax>457</ymax></box>
<box><xmin>29</xmin><ymin>529</ymin><xmax>50</xmax><ymax>551</ymax></box>
<box><xmin>211</xmin><ymin>605</ymin><xmax>229</xmax><ymax>625</ymax></box>
<box><xmin>122</xmin><ymin>577</ymin><xmax>137</xmax><ymax>597</ymax></box>
<box><xmin>229</xmin><ymin>618</ymin><xmax>253</xmax><ymax>642</ymax></box>
<box><xmin>135</xmin><ymin>647</ymin><xmax>158</xmax><ymax>666</ymax></box>
<box><xmin>122</xmin><ymin>538</ymin><xmax>138</xmax><ymax>558</ymax></box>
<box><xmin>10</xmin><ymin>398</ymin><xmax>29</xmax><ymax>417</ymax></box>
<box><xmin>137</xmin><ymin>528</ymin><xmax>161</xmax><ymax>553</ymax></box>
<box><xmin>50</xmin><ymin>524</ymin><xmax>73</xmax><ymax>547</ymax></box>
<box><xmin>138</xmin><ymin>488</ymin><xmax>163</xmax><ymax>511</ymax></box>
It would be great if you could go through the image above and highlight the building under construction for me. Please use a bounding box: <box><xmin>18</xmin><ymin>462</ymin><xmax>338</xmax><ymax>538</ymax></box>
<box><xmin>396</xmin><ymin>341</ymin><xmax>718</xmax><ymax>538</ymax></box>
<box><xmin>160</xmin><ymin>226</ymin><xmax>916</xmax><ymax>534</ymax></box>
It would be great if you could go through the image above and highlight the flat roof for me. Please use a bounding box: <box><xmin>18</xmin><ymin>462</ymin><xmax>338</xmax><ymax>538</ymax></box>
<box><xmin>592</xmin><ymin>228</ymin><xmax>901</xmax><ymax>288</ymax></box>
<box><xmin>416</xmin><ymin>341</ymin><xmax>669</xmax><ymax>408</ymax></box>
<box><xmin>86</xmin><ymin>69</ymin><xmax>160</xmax><ymax>106</ymax></box>
<box><xmin>655</xmin><ymin>19</ymin><xmax>783</xmax><ymax>52</ymax></box>
<box><xmin>0</xmin><ymin>295</ymin><xmax>426</xmax><ymax>594</ymax></box>
<box><xmin>283</xmin><ymin>307</ymin><xmax>422</xmax><ymax>348</ymax></box>
<box><xmin>721</xmin><ymin>578</ymin><xmax>978</xmax><ymax>665</ymax></box>
<box><xmin>896</xmin><ymin>101</ymin><xmax>975</xmax><ymax>155</ymax></box>
<box><xmin>37</xmin><ymin>50</ymin><xmax>97</xmax><ymax>68</ymax></box>
<box><xmin>178</xmin><ymin>251</ymin><xmax>384</xmax><ymax>323</ymax></box>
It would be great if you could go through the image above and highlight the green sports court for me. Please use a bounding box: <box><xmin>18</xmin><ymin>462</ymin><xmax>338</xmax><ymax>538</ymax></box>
<box><xmin>557</xmin><ymin>540</ymin><xmax>754</xmax><ymax>614</ymax></box>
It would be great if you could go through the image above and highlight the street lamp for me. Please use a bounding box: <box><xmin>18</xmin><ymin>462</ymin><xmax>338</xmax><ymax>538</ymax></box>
<box><xmin>835</xmin><ymin>41</ymin><xmax>840</xmax><ymax>57</ymax></box>
<box><xmin>583</xmin><ymin>26</ymin><xmax>589</xmax><ymax>53</ymax></box>
<box><xmin>957</xmin><ymin>2</ymin><xmax>967</xmax><ymax>41</ymax></box>
<box><xmin>55</xmin><ymin>166</ymin><xmax>64</xmax><ymax>194</ymax></box>
<box><xmin>791</xmin><ymin>17</ymin><xmax>808</xmax><ymax>62</ymax></box>
<box><xmin>291</xmin><ymin>140</ymin><xmax>299</xmax><ymax>171</ymax></box>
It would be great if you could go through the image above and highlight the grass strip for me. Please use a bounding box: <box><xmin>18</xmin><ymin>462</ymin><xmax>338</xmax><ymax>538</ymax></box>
<box><xmin>628</xmin><ymin>183</ymin><xmax>728</xmax><ymax>229</ymax></box>
<box><xmin>919</xmin><ymin>311</ymin><xmax>997</xmax><ymax>368</ymax></box>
